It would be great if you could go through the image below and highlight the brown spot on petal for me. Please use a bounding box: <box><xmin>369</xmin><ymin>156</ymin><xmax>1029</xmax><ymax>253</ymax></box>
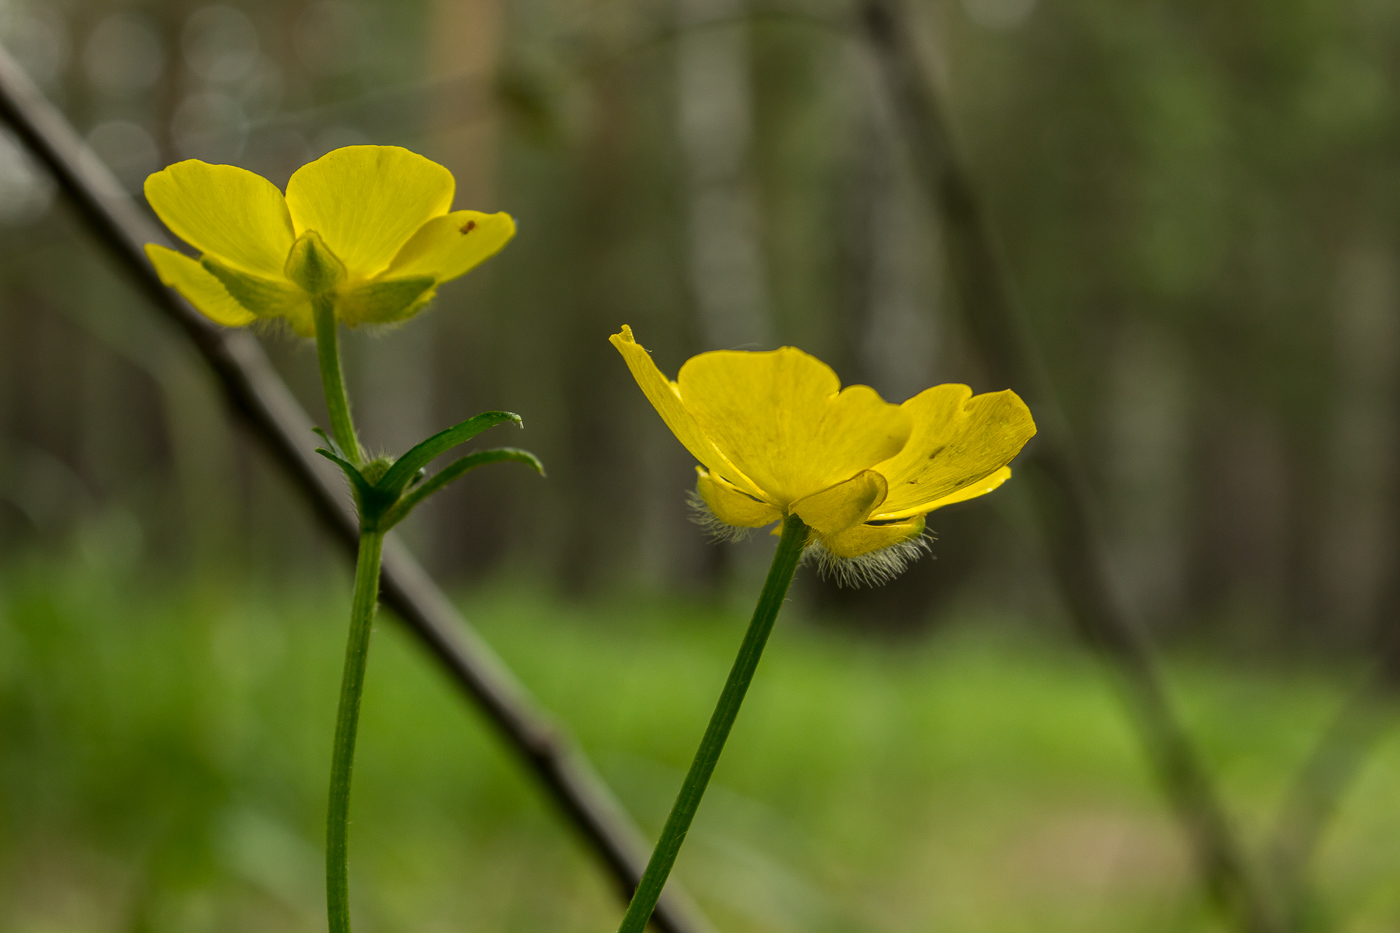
<box><xmin>460</xmin><ymin>220</ymin><xmax>477</xmax><ymax>234</ymax></box>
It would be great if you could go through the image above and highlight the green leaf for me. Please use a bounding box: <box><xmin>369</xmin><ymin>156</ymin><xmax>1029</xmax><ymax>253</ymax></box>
<box><xmin>377</xmin><ymin>411</ymin><xmax>523</xmax><ymax>496</ymax></box>
<box><xmin>381</xmin><ymin>447</ymin><xmax>543</xmax><ymax>529</ymax></box>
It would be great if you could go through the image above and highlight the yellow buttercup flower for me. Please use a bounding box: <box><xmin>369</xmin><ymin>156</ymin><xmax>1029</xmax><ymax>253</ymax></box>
<box><xmin>611</xmin><ymin>326</ymin><xmax>1036</xmax><ymax>583</ymax></box>
<box><xmin>143</xmin><ymin>145</ymin><xmax>515</xmax><ymax>334</ymax></box>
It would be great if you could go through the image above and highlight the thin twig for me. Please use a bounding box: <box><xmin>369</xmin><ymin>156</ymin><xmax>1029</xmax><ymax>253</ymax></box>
<box><xmin>1267</xmin><ymin>679</ymin><xmax>1391</xmax><ymax>922</ymax></box>
<box><xmin>855</xmin><ymin>1</ymin><xmax>1281</xmax><ymax>930</ymax></box>
<box><xmin>0</xmin><ymin>45</ymin><xmax>712</xmax><ymax>933</ymax></box>
<box><xmin>1268</xmin><ymin>582</ymin><xmax>1400</xmax><ymax>922</ymax></box>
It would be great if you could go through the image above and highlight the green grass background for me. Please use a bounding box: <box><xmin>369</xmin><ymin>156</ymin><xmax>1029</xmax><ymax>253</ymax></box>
<box><xmin>2</xmin><ymin>553</ymin><xmax>1398</xmax><ymax>933</ymax></box>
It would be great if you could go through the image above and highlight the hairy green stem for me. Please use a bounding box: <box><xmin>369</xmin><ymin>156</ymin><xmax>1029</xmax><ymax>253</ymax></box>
<box><xmin>313</xmin><ymin>294</ymin><xmax>363</xmax><ymax>465</ymax></box>
<box><xmin>326</xmin><ymin>529</ymin><xmax>384</xmax><ymax>933</ymax></box>
<box><xmin>616</xmin><ymin>513</ymin><xmax>809</xmax><ymax>933</ymax></box>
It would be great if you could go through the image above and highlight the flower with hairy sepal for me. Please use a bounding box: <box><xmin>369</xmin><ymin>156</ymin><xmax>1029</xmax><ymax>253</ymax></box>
<box><xmin>611</xmin><ymin>326</ymin><xmax>1035</xmax><ymax>584</ymax></box>
<box><xmin>143</xmin><ymin>145</ymin><xmax>515</xmax><ymax>334</ymax></box>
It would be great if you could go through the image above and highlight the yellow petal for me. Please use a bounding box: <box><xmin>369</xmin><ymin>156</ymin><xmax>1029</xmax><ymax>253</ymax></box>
<box><xmin>819</xmin><ymin>516</ymin><xmax>925</xmax><ymax>559</ymax></box>
<box><xmin>873</xmin><ymin>385</ymin><xmax>1035</xmax><ymax>520</ymax></box>
<box><xmin>696</xmin><ymin>468</ymin><xmax>781</xmax><ymax>528</ymax></box>
<box><xmin>609</xmin><ymin>327</ymin><xmax>767</xmax><ymax>499</ymax></box>
<box><xmin>677</xmin><ymin>348</ymin><xmax>911</xmax><ymax>506</ymax></box>
<box><xmin>145</xmin><ymin>243</ymin><xmax>255</xmax><ymax>327</ymax></box>
<box><xmin>387</xmin><ymin>211</ymin><xmax>516</xmax><ymax>282</ymax></box>
<box><xmin>919</xmin><ymin>465</ymin><xmax>1012</xmax><ymax>513</ymax></box>
<box><xmin>791</xmin><ymin>470</ymin><xmax>887</xmax><ymax>535</ymax></box>
<box><xmin>285</xmin><ymin>145</ymin><xmax>454</xmax><ymax>279</ymax></box>
<box><xmin>144</xmin><ymin>160</ymin><xmax>295</xmax><ymax>278</ymax></box>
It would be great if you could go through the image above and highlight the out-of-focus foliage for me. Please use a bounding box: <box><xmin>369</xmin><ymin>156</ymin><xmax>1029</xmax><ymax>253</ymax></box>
<box><xmin>3</xmin><ymin>555</ymin><xmax>1399</xmax><ymax>933</ymax></box>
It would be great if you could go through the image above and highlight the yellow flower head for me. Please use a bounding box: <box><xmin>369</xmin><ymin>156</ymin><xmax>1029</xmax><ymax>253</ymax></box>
<box><xmin>611</xmin><ymin>326</ymin><xmax>1036</xmax><ymax>584</ymax></box>
<box><xmin>143</xmin><ymin>145</ymin><xmax>515</xmax><ymax>334</ymax></box>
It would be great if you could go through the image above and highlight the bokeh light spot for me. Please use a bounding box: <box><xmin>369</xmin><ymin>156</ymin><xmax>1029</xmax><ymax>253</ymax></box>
<box><xmin>182</xmin><ymin>5</ymin><xmax>260</xmax><ymax>85</ymax></box>
<box><xmin>83</xmin><ymin>11</ymin><xmax>164</xmax><ymax>96</ymax></box>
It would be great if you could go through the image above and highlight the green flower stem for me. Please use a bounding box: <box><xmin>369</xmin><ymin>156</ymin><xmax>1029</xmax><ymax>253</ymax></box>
<box><xmin>326</xmin><ymin>528</ymin><xmax>384</xmax><ymax>933</ymax></box>
<box><xmin>616</xmin><ymin>512</ymin><xmax>809</xmax><ymax>933</ymax></box>
<box><xmin>313</xmin><ymin>294</ymin><xmax>364</xmax><ymax>466</ymax></box>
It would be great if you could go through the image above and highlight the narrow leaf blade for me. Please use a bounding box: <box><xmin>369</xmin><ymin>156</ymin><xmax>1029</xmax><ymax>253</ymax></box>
<box><xmin>378</xmin><ymin>411</ymin><xmax>522</xmax><ymax>495</ymax></box>
<box><xmin>382</xmin><ymin>447</ymin><xmax>543</xmax><ymax>529</ymax></box>
<box><xmin>312</xmin><ymin>426</ymin><xmax>341</xmax><ymax>457</ymax></box>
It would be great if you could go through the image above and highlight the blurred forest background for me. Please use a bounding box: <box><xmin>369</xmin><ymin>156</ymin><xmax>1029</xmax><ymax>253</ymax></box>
<box><xmin>2</xmin><ymin>0</ymin><xmax>1400</xmax><ymax>930</ymax></box>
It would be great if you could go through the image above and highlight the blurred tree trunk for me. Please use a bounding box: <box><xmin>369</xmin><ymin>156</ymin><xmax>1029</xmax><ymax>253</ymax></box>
<box><xmin>428</xmin><ymin>0</ymin><xmax>500</xmax><ymax>210</ymax></box>
<box><xmin>1101</xmin><ymin>319</ymin><xmax>1189</xmax><ymax>634</ymax></box>
<box><xmin>1317</xmin><ymin>239</ymin><xmax>1400</xmax><ymax>642</ymax></box>
<box><xmin>675</xmin><ymin>0</ymin><xmax>770</xmax><ymax>351</ymax></box>
<box><xmin>661</xmin><ymin>0</ymin><xmax>772</xmax><ymax>593</ymax></box>
<box><xmin>555</xmin><ymin>66</ymin><xmax>640</xmax><ymax>593</ymax></box>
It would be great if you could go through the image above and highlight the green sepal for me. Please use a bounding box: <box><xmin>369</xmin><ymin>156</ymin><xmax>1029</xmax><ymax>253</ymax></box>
<box><xmin>201</xmin><ymin>255</ymin><xmax>306</xmax><ymax>318</ymax></box>
<box><xmin>377</xmin><ymin>411</ymin><xmax>523</xmax><ymax>497</ymax></box>
<box><xmin>285</xmin><ymin>229</ymin><xmax>346</xmax><ymax>294</ymax></box>
<box><xmin>380</xmin><ymin>447</ymin><xmax>544</xmax><ymax>530</ymax></box>
<box><xmin>337</xmin><ymin>276</ymin><xmax>436</xmax><ymax>325</ymax></box>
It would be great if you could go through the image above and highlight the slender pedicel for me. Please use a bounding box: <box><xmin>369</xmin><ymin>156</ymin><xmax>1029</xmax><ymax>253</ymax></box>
<box><xmin>313</xmin><ymin>293</ymin><xmax>363</xmax><ymax>465</ymax></box>
<box><xmin>616</xmin><ymin>513</ymin><xmax>809</xmax><ymax>933</ymax></box>
<box><xmin>325</xmin><ymin>528</ymin><xmax>383</xmax><ymax>933</ymax></box>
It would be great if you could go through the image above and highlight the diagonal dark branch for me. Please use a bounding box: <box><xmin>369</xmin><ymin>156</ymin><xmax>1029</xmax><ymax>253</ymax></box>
<box><xmin>1267</xmin><ymin>678</ymin><xmax>1393</xmax><ymax>922</ymax></box>
<box><xmin>1267</xmin><ymin>579</ymin><xmax>1400</xmax><ymax>921</ymax></box>
<box><xmin>0</xmin><ymin>46</ymin><xmax>712</xmax><ymax>933</ymax></box>
<box><xmin>855</xmin><ymin>1</ymin><xmax>1280</xmax><ymax>930</ymax></box>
